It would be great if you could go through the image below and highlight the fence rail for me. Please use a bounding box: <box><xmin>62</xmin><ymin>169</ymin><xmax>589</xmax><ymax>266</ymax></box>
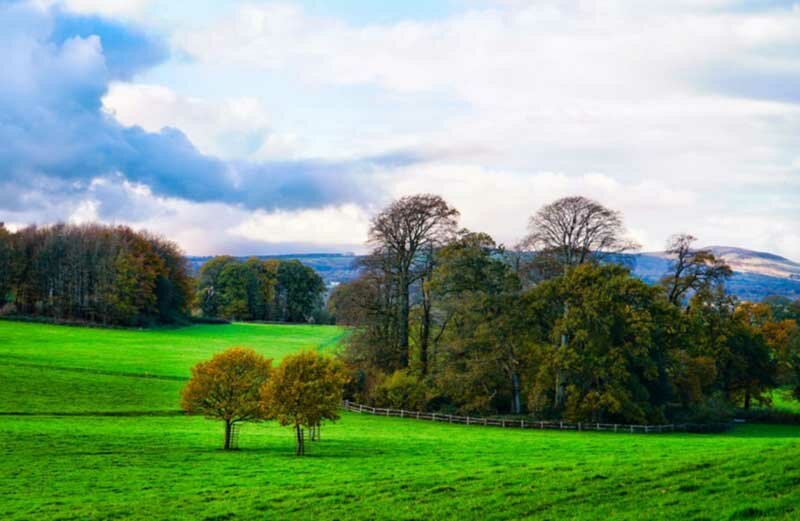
<box><xmin>342</xmin><ymin>400</ymin><xmax>731</xmax><ymax>434</ymax></box>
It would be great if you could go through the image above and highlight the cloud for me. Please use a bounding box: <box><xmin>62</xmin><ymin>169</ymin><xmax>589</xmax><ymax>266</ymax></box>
<box><xmin>102</xmin><ymin>83</ymin><xmax>272</xmax><ymax>159</ymax></box>
<box><xmin>3</xmin><ymin>0</ymin><xmax>799</xmax><ymax>259</ymax></box>
<box><xmin>0</xmin><ymin>1</ymin><xmax>413</xmax><ymax>222</ymax></box>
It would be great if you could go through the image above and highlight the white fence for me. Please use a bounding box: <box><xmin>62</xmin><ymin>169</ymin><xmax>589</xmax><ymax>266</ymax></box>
<box><xmin>342</xmin><ymin>400</ymin><xmax>731</xmax><ymax>434</ymax></box>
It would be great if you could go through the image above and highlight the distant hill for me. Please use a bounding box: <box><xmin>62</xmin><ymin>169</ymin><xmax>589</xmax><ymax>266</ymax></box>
<box><xmin>627</xmin><ymin>246</ymin><xmax>800</xmax><ymax>301</ymax></box>
<box><xmin>189</xmin><ymin>246</ymin><xmax>800</xmax><ymax>301</ymax></box>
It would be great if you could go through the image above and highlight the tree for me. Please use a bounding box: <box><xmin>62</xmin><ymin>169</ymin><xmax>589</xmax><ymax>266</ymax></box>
<box><xmin>429</xmin><ymin>231</ymin><xmax>532</xmax><ymax>413</ymax></box>
<box><xmin>660</xmin><ymin>234</ymin><xmax>732</xmax><ymax>306</ymax></box>
<box><xmin>687</xmin><ymin>288</ymin><xmax>777</xmax><ymax>410</ymax></box>
<box><xmin>520</xmin><ymin>196</ymin><xmax>638</xmax><ymax>275</ymax></box>
<box><xmin>526</xmin><ymin>264</ymin><xmax>681</xmax><ymax>423</ymax></box>
<box><xmin>0</xmin><ymin>223</ymin><xmax>12</xmax><ymax>306</ymax></box>
<box><xmin>4</xmin><ymin>223</ymin><xmax>190</xmax><ymax>326</ymax></box>
<box><xmin>197</xmin><ymin>256</ymin><xmax>237</xmax><ymax>317</ymax></box>
<box><xmin>181</xmin><ymin>347</ymin><xmax>272</xmax><ymax>450</ymax></box>
<box><xmin>276</xmin><ymin>260</ymin><xmax>326</xmax><ymax>323</ymax></box>
<box><xmin>520</xmin><ymin>197</ymin><xmax>638</xmax><ymax>407</ymax></box>
<box><xmin>368</xmin><ymin>194</ymin><xmax>459</xmax><ymax>366</ymax></box>
<box><xmin>244</xmin><ymin>258</ymin><xmax>278</xmax><ymax>320</ymax></box>
<box><xmin>217</xmin><ymin>262</ymin><xmax>255</xmax><ymax>320</ymax></box>
<box><xmin>260</xmin><ymin>351</ymin><xmax>348</xmax><ymax>455</ymax></box>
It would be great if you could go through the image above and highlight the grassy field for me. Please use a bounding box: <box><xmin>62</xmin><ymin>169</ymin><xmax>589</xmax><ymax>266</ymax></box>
<box><xmin>2</xmin><ymin>320</ymin><xmax>800</xmax><ymax>520</ymax></box>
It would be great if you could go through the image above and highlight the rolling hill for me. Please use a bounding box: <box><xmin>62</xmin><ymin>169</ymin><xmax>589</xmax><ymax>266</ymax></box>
<box><xmin>189</xmin><ymin>246</ymin><xmax>800</xmax><ymax>301</ymax></box>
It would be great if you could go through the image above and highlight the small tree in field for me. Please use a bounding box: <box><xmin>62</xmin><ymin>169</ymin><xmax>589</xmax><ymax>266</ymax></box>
<box><xmin>181</xmin><ymin>347</ymin><xmax>272</xmax><ymax>450</ymax></box>
<box><xmin>260</xmin><ymin>351</ymin><xmax>348</xmax><ymax>456</ymax></box>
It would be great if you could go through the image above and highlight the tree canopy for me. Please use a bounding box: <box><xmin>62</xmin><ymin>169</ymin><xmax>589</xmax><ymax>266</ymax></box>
<box><xmin>260</xmin><ymin>351</ymin><xmax>348</xmax><ymax>455</ymax></box>
<box><xmin>181</xmin><ymin>347</ymin><xmax>273</xmax><ymax>449</ymax></box>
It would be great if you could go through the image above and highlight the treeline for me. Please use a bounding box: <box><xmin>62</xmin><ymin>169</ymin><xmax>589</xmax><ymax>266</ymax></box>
<box><xmin>0</xmin><ymin>223</ymin><xmax>193</xmax><ymax>326</ymax></box>
<box><xmin>197</xmin><ymin>256</ymin><xmax>327</xmax><ymax>323</ymax></box>
<box><xmin>330</xmin><ymin>195</ymin><xmax>800</xmax><ymax>424</ymax></box>
<box><xmin>0</xmin><ymin>222</ymin><xmax>331</xmax><ymax>327</ymax></box>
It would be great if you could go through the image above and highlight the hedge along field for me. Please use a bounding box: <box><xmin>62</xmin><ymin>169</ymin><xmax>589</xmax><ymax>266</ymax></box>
<box><xmin>2</xmin><ymin>320</ymin><xmax>800</xmax><ymax>520</ymax></box>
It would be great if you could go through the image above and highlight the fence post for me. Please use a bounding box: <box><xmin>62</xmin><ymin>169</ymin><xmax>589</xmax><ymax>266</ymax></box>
<box><xmin>521</xmin><ymin>420</ymin><xmax>525</xmax><ymax>429</ymax></box>
<box><xmin>560</xmin><ymin>421</ymin><xmax>563</xmax><ymax>430</ymax></box>
<box><xmin>597</xmin><ymin>422</ymin><xmax>600</xmax><ymax>431</ymax></box>
<box><xmin>630</xmin><ymin>425</ymin><xmax>633</xmax><ymax>433</ymax></box>
<box><xmin>645</xmin><ymin>426</ymin><xmax>649</xmax><ymax>434</ymax></box>
<box><xmin>400</xmin><ymin>409</ymin><xmax>404</xmax><ymax>418</ymax></box>
<box><xmin>578</xmin><ymin>422</ymin><xmax>581</xmax><ymax>431</ymax></box>
<box><xmin>614</xmin><ymin>424</ymin><xmax>618</xmax><ymax>433</ymax></box>
<box><xmin>417</xmin><ymin>411</ymin><xmax>420</xmax><ymax>420</ymax></box>
<box><xmin>466</xmin><ymin>416</ymin><xmax>470</xmax><ymax>426</ymax></box>
<box><xmin>359</xmin><ymin>404</ymin><xmax>363</xmax><ymax>413</ymax></box>
<box><xmin>540</xmin><ymin>421</ymin><xmax>544</xmax><ymax>429</ymax></box>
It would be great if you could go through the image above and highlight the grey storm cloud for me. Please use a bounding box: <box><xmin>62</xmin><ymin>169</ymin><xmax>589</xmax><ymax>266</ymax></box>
<box><xmin>0</xmin><ymin>1</ymin><xmax>417</xmax><ymax>216</ymax></box>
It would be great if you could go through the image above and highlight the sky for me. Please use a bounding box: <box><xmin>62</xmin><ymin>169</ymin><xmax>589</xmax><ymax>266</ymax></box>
<box><xmin>1</xmin><ymin>0</ymin><xmax>799</xmax><ymax>258</ymax></box>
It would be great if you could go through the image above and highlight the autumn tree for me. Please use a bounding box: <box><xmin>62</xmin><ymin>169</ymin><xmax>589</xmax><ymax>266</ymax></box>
<box><xmin>181</xmin><ymin>347</ymin><xmax>273</xmax><ymax>450</ymax></box>
<box><xmin>526</xmin><ymin>264</ymin><xmax>682</xmax><ymax>423</ymax></box>
<box><xmin>430</xmin><ymin>231</ymin><xmax>533</xmax><ymax>413</ymax></box>
<box><xmin>368</xmin><ymin>194</ymin><xmax>459</xmax><ymax>367</ymax></box>
<box><xmin>260</xmin><ymin>351</ymin><xmax>348</xmax><ymax>455</ymax></box>
<box><xmin>520</xmin><ymin>196</ymin><xmax>639</xmax><ymax>277</ymax></box>
<box><xmin>687</xmin><ymin>288</ymin><xmax>777</xmax><ymax>410</ymax></box>
<box><xmin>660</xmin><ymin>234</ymin><xmax>732</xmax><ymax>306</ymax></box>
<box><xmin>4</xmin><ymin>223</ymin><xmax>192</xmax><ymax>326</ymax></box>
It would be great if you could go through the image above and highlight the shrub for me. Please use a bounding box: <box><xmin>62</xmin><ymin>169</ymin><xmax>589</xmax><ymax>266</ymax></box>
<box><xmin>371</xmin><ymin>370</ymin><xmax>428</xmax><ymax>411</ymax></box>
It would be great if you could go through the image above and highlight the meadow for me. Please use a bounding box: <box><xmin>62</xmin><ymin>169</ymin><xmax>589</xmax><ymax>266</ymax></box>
<box><xmin>2</xmin><ymin>320</ymin><xmax>800</xmax><ymax>520</ymax></box>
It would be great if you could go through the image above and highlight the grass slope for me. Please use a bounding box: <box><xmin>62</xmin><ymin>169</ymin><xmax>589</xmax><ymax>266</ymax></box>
<box><xmin>1</xmin><ymin>320</ymin><xmax>800</xmax><ymax>520</ymax></box>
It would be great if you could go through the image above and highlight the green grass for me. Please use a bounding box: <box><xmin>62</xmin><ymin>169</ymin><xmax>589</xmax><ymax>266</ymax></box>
<box><xmin>2</xmin><ymin>320</ymin><xmax>800</xmax><ymax>520</ymax></box>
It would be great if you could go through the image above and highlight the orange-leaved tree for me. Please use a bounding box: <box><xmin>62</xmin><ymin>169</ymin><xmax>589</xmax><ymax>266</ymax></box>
<box><xmin>181</xmin><ymin>347</ymin><xmax>272</xmax><ymax>449</ymax></box>
<box><xmin>260</xmin><ymin>350</ymin><xmax>348</xmax><ymax>455</ymax></box>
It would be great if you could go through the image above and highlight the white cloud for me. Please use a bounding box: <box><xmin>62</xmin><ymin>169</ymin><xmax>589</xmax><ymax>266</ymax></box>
<box><xmin>230</xmin><ymin>204</ymin><xmax>369</xmax><ymax>246</ymax></box>
<box><xmin>55</xmin><ymin>0</ymin><xmax>155</xmax><ymax>19</ymax></box>
<box><xmin>102</xmin><ymin>82</ymin><xmax>273</xmax><ymax>159</ymax></box>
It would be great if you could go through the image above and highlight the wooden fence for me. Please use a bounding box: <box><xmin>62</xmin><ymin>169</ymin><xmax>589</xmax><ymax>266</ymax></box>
<box><xmin>342</xmin><ymin>400</ymin><xmax>731</xmax><ymax>434</ymax></box>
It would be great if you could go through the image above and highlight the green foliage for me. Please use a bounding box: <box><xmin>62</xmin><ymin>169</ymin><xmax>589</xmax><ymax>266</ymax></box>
<box><xmin>526</xmin><ymin>264</ymin><xmax>680</xmax><ymax>423</ymax></box>
<box><xmin>371</xmin><ymin>369</ymin><xmax>428</xmax><ymax>410</ymax></box>
<box><xmin>198</xmin><ymin>257</ymin><xmax>325</xmax><ymax>323</ymax></box>
<box><xmin>276</xmin><ymin>260</ymin><xmax>326</xmax><ymax>323</ymax></box>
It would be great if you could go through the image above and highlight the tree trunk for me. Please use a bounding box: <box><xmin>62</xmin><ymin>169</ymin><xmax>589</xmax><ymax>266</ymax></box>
<box><xmin>398</xmin><ymin>275</ymin><xmax>410</xmax><ymax>367</ymax></box>
<box><xmin>420</xmin><ymin>297</ymin><xmax>431</xmax><ymax>375</ymax></box>
<box><xmin>223</xmin><ymin>420</ymin><xmax>232</xmax><ymax>450</ymax></box>
<box><xmin>511</xmin><ymin>372</ymin><xmax>521</xmax><ymax>414</ymax></box>
<box><xmin>554</xmin><ymin>302</ymin><xmax>568</xmax><ymax>408</ymax></box>
<box><xmin>295</xmin><ymin>424</ymin><xmax>305</xmax><ymax>456</ymax></box>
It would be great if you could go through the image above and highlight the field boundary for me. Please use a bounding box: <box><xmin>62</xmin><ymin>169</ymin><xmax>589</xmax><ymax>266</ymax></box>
<box><xmin>0</xmin><ymin>410</ymin><xmax>184</xmax><ymax>417</ymax></box>
<box><xmin>342</xmin><ymin>400</ymin><xmax>732</xmax><ymax>434</ymax></box>
<box><xmin>0</xmin><ymin>360</ymin><xmax>188</xmax><ymax>381</ymax></box>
